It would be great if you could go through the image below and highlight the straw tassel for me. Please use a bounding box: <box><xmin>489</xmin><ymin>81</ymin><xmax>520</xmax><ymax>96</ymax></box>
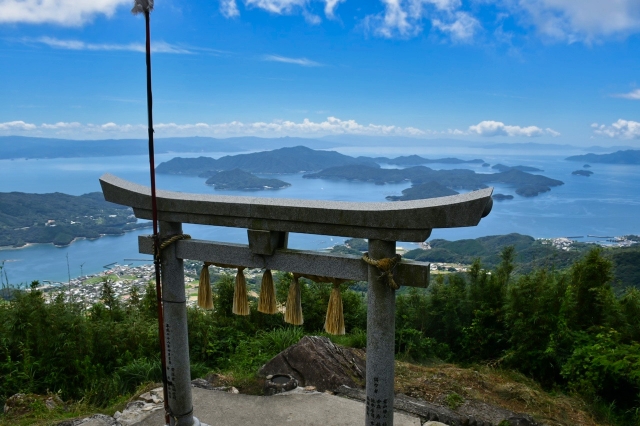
<box><xmin>257</xmin><ymin>269</ymin><xmax>277</xmax><ymax>314</ymax></box>
<box><xmin>284</xmin><ymin>274</ymin><xmax>303</xmax><ymax>325</ymax></box>
<box><xmin>232</xmin><ymin>267</ymin><xmax>250</xmax><ymax>316</ymax></box>
<box><xmin>197</xmin><ymin>262</ymin><xmax>214</xmax><ymax>310</ymax></box>
<box><xmin>324</xmin><ymin>280</ymin><xmax>345</xmax><ymax>335</ymax></box>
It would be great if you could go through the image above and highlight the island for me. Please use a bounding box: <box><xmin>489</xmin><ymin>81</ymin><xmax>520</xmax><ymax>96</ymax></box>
<box><xmin>156</xmin><ymin>145</ymin><xmax>564</xmax><ymax>198</ymax></box>
<box><xmin>385</xmin><ymin>182</ymin><xmax>459</xmax><ymax>201</ymax></box>
<box><xmin>303</xmin><ymin>165</ymin><xmax>563</xmax><ymax>197</ymax></box>
<box><xmin>492</xmin><ymin>164</ymin><xmax>543</xmax><ymax>172</ymax></box>
<box><xmin>157</xmin><ymin>146</ymin><xmax>485</xmax><ymax>175</ymax></box>
<box><xmin>584</xmin><ymin>164</ymin><xmax>591</xmax><ymax>168</ymax></box>
<box><xmin>515</xmin><ymin>185</ymin><xmax>550</xmax><ymax>197</ymax></box>
<box><xmin>492</xmin><ymin>194</ymin><xmax>514</xmax><ymax>201</ymax></box>
<box><xmin>566</xmin><ymin>150</ymin><xmax>640</xmax><ymax>164</ymax></box>
<box><xmin>374</xmin><ymin>155</ymin><xmax>484</xmax><ymax>166</ymax></box>
<box><xmin>572</xmin><ymin>170</ymin><xmax>594</xmax><ymax>177</ymax></box>
<box><xmin>0</xmin><ymin>192</ymin><xmax>148</xmax><ymax>248</ymax></box>
<box><xmin>157</xmin><ymin>145</ymin><xmax>378</xmax><ymax>175</ymax></box>
<box><xmin>204</xmin><ymin>169</ymin><xmax>291</xmax><ymax>190</ymax></box>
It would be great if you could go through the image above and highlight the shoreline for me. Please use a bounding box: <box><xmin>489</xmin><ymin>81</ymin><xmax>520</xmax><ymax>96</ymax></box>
<box><xmin>0</xmin><ymin>224</ymin><xmax>153</xmax><ymax>252</ymax></box>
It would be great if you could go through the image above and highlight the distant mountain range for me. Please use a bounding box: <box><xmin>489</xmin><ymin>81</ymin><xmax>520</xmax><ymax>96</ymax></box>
<box><xmin>0</xmin><ymin>135</ymin><xmax>632</xmax><ymax>160</ymax></box>
<box><xmin>0</xmin><ymin>136</ymin><xmax>336</xmax><ymax>159</ymax></box>
<box><xmin>566</xmin><ymin>150</ymin><xmax>640</xmax><ymax>164</ymax></box>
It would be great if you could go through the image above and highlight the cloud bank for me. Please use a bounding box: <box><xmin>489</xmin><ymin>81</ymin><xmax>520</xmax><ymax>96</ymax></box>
<box><xmin>0</xmin><ymin>117</ymin><xmax>425</xmax><ymax>138</ymax></box>
<box><xmin>0</xmin><ymin>117</ymin><xmax>564</xmax><ymax>139</ymax></box>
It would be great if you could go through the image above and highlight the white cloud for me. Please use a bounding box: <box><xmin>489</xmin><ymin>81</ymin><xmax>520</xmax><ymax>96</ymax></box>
<box><xmin>506</xmin><ymin>0</ymin><xmax>640</xmax><ymax>42</ymax></box>
<box><xmin>0</xmin><ymin>0</ymin><xmax>130</xmax><ymax>26</ymax></box>
<box><xmin>41</xmin><ymin>121</ymin><xmax>82</xmax><ymax>129</ymax></box>
<box><xmin>245</xmin><ymin>0</ymin><xmax>307</xmax><ymax>14</ymax></box>
<box><xmin>431</xmin><ymin>11</ymin><xmax>480</xmax><ymax>42</ymax></box>
<box><xmin>0</xmin><ymin>120</ymin><xmax>37</xmax><ymax>131</ymax></box>
<box><xmin>26</xmin><ymin>36</ymin><xmax>192</xmax><ymax>54</ymax></box>
<box><xmin>324</xmin><ymin>0</ymin><xmax>344</xmax><ymax>18</ymax></box>
<box><xmin>612</xmin><ymin>89</ymin><xmax>640</xmax><ymax>100</ymax></box>
<box><xmin>467</xmin><ymin>120</ymin><xmax>559</xmax><ymax>137</ymax></box>
<box><xmin>263</xmin><ymin>54</ymin><xmax>322</xmax><ymax>66</ymax></box>
<box><xmin>222</xmin><ymin>0</ymin><xmax>347</xmax><ymax>21</ymax></box>
<box><xmin>0</xmin><ymin>117</ymin><xmax>426</xmax><ymax>138</ymax></box>
<box><xmin>592</xmin><ymin>119</ymin><xmax>640</xmax><ymax>139</ymax></box>
<box><xmin>220</xmin><ymin>0</ymin><xmax>240</xmax><ymax>17</ymax></box>
<box><xmin>364</xmin><ymin>0</ymin><xmax>479</xmax><ymax>41</ymax></box>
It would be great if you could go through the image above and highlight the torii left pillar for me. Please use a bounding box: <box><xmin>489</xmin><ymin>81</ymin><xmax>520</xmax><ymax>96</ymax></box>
<box><xmin>159</xmin><ymin>221</ymin><xmax>200</xmax><ymax>426</ymax></box>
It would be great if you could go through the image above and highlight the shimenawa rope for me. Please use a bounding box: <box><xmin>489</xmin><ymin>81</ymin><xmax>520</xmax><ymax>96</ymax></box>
<box><xmin>362</xmin><ymin>252</ymin><xmax>402</xmax><ymax>290</ymax></box>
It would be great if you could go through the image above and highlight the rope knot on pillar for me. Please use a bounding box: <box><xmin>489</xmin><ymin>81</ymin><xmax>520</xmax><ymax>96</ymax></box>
<box><xmin>154</xmin><ymin>234</ymin><xmax>191</xmax><ymax>259</ymax></box>
<box><xmin>362</xmin><ymin>252</ymin><xmax>402</xmax><ymax>290</ymax></box>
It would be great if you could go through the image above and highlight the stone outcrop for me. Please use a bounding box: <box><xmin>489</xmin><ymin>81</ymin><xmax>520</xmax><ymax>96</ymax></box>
<box><xmin>258</xmin><ymin>335</ymin><xmax>366</xmax><ymax>392</ymax></box>
<box><xmin>4</xmin><ymin>393</ymin><xmax>64</xmax><ymax>416</ymax></box>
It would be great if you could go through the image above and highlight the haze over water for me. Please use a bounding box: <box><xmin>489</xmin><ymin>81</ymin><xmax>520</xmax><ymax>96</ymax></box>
<box><xmin>1</xmin><ymin>146</ymin><xmax>639</xmax><ymax>285</ymax></box>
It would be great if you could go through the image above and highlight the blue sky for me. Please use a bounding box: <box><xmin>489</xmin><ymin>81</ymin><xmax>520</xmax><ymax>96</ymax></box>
<box><xmin>0</xmin><ymin>0</ymin><xmax>639</xmax><ymax>145</ymax></box>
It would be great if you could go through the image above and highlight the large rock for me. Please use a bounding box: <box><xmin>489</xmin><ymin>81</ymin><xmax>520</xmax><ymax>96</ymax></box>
<box><xmin>258</xmin><ymin>335</ymin><xmax>366</xmax><ymax>392</ymax></box>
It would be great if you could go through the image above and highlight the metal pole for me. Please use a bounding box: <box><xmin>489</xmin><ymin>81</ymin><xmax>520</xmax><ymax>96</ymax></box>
<box><xmin>365</xmin><ymin>239</ymin><xmax>397</xmax><ymax>426</ymax></box>
<box><xmin>141</xmin><ymin>9</ymin><xmax>171</xmax><ymax>425</ymax></box>
<box><xmin>159</xmin><ymin>221</ymin><xmax>199</xmax><ymax>426</ymax></box>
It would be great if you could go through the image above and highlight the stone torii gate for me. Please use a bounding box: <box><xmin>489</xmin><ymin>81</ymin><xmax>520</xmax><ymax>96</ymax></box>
<box><xmin>100</xmin><ymin>173</ymin><xmax>493</xmax><ymax>426</ymax></box>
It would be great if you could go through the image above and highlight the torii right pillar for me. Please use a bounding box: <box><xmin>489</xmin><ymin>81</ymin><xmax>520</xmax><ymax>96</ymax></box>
<box><xmin>366</xmin><ymin>239</ymin><xmax>397</xmax><ymax>426</ymax></box>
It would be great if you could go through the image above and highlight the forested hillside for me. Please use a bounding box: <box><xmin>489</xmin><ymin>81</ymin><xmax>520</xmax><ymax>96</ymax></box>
<box><xmin>1</xmin><ymin>246</ymin><xmax>640</xmax><ymax>424</ymax></box>
<box><xmin>0</xmin><ymin>192</ymin><xmax>147</xmax><ymax>247</ymax></box>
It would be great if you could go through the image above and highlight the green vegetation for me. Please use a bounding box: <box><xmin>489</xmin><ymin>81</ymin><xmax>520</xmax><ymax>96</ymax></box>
<box><xmin>2</xmin><ymin>247</ymin><xmax>640</xmax><ymax>424</ymax></box>
<box><xmin>386</xmin><ymin>181</ymin><xmax>458</xmax><ymax>201</ymax></box>
<box><xmin>204</xmin><ymin>169</ymin><xmax>291</xmax><ymax>190</ymax></box>
<box><xmin>0</xmin><ymin>192</ymin><xmax>149</xmax><ymax>247</ymax></box>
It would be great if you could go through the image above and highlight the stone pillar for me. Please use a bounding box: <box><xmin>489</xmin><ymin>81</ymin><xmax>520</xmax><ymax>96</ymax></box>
<box><xmin>159</xmin><ymin>221</ymin><xmax>199</xmax><ymax>426</ymax></box>
<box><xmin>365</xmin><ymin>239</ymin><xmax>396</xmax><ymax>426</ymax></box>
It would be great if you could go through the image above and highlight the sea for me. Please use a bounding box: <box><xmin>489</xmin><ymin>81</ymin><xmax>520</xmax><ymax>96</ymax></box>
<box><xmin>1</xmin><ymin>144</ymin><xmax>639</xmax><ymax>285</ymax></box>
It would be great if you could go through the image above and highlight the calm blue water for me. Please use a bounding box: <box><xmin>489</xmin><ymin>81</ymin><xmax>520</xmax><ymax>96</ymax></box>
<box><xmin>1</xmin><ymin>147</ymin><xmax>639</xmax><ymax>285</ymax></box>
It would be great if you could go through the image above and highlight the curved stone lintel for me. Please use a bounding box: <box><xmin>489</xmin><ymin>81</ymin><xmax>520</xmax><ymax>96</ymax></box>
<box><xmin>100</xmin><ymin>173</ymin><xmax>493</xmax><ymax>241</ymax></box>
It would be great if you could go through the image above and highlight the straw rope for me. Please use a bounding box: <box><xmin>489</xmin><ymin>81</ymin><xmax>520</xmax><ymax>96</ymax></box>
<box><xmin>362</xmin><ymin>252</ymin><xmax>402</xmax><ymax>290</ymax></box>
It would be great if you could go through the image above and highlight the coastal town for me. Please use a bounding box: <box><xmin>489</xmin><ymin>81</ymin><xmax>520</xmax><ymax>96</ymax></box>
<box><xmin>27</xmin><ymin>234</ymin><xmax>638</xmax><ymax>306</ymax></box>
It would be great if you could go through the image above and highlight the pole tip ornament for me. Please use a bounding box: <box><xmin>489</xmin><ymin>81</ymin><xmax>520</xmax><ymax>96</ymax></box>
<box><xmin>132</xmin><ymin>0</ymin><xmax>154</xmax><ymax>14</ymax></box>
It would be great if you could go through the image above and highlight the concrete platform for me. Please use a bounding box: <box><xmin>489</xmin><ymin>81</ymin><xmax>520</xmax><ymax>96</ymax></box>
<box><xmin>133</xmin><ymin>387</ymin><xmax>421</xmax><ymax>426</ymax></box>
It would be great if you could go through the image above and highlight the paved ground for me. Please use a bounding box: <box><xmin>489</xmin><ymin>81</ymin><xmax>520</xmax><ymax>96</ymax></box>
<box><xmin>134</xmin><ymin>387</ymin><xmax>421</xmax><ymax>426</ymax></box>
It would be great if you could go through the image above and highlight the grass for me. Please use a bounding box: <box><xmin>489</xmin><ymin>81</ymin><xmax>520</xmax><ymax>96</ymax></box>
<box><xmin>394</xmin><ymin>361</ymin><xmax>606</xmax><ymax>426</ymax></box>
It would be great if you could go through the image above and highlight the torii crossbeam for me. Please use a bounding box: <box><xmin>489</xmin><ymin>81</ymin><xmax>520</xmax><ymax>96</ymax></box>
<box><xmin>100</xmin><ymin>173</ymin><xmax>493</xmax><ymax>426</ymax></box>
